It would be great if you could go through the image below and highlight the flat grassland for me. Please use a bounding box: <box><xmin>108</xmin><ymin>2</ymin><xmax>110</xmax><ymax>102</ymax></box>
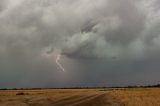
<box><xmin>0</xmin><ymin>88</ymin><xmax>160</xmax><ymax>106</ymax></box>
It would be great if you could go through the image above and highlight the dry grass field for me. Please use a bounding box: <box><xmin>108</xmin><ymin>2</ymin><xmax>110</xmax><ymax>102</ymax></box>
<box><xmin>0</xmin><ymin>88</ymin><xmax>160</xmax><ymax>106</ymax></box>
<box><xmin>110</xmin><ymin>88</ymin><xmax>160</xmax><ymax>106</ymax></box>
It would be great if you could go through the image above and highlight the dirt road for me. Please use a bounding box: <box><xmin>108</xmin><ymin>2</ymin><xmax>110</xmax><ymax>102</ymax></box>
<box><xmin>0</xmin><ymin>91</ymin><xmax>123</xmax><ymax>106</ymax></box>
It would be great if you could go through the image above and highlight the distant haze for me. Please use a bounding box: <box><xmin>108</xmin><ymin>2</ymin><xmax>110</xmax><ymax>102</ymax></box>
<box><xmin>0</xmin><ymin>0</ymin><xmax>160</xmax><ymax>88</ymax></box>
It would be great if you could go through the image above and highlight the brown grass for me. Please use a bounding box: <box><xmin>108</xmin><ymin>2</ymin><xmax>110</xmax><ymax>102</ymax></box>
<box><xmin>0</xmin><ymin>89</ymin><xmax>98</xmax><ymax>96</ymax></box>
<box><xmin>0</xmin><ymin>88</ymin><xmax>160</xmax><ymax>106</ymax></box>
<box><xmin>108</xmin><ymin>88</ymin><xmax>160</xmax><ymax>106</ymax></box>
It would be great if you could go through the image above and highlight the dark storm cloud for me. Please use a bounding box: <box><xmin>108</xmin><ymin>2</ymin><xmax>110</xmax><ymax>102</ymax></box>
<box><xmin>0</xmin><ymin>0</ymin><xmax>160</xmax><ymax>88</ymax></box>
<box><xmin>61</xmin><ymin>0</ymin><xmax>147</xmax><ymax>59</ymax></box>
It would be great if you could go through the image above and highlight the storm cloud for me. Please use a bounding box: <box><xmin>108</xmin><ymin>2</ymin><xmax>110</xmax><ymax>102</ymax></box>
<box><xmin>0</xmin><ymin>0</ymin><xmax>160</xmax><ymax>88</ymax></box>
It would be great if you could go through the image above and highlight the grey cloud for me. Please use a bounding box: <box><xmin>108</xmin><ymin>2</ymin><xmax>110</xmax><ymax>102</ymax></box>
<box><xmin>0</xmin><ymin>0</ymin><xmax>160</xmax><ymax>88</ymax></box>
<box><xmin>152</xmin><ymin>0</ymin><xmax>160</xmax><ymax>11</ymax></box>
<box><xmin>61</xmin><ymin>0</ymin><xmax>147</xmax><ymax>59</ymax></box>
<box><xmin>103</xmin><ymin>0</ymin><xmax>146</xmax><ymax>44</ymax></box>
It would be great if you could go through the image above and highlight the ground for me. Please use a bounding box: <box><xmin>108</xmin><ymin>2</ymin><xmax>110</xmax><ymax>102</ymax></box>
<box><xmin>0</xmin><ymin>88</ymin><xmax>160</xmax><ymax>106</ymax></box>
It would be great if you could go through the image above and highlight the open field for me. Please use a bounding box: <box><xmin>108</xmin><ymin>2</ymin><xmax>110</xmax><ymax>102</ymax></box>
<box><xmin>0</xmin><ymin>88</ymin><xmax>160</xmax><ymax>106</ymax></box>
<box><xmin>110</xmin><ymin>88</ymin><xmax>160</xmax><ymax>106</ymax></box>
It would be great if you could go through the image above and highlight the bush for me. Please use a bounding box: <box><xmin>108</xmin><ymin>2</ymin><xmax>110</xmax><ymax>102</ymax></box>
<box><xmin>16</xmin><ymin>92</ymin><xmax>25</xmax><ymax>95</ymax></box>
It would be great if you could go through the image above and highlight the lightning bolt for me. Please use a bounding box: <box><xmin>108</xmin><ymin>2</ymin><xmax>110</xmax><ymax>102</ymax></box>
<box><xmin>56</xmin><ymin>54</ymin><xmax>65</xmax><ymax>72</ymax></box>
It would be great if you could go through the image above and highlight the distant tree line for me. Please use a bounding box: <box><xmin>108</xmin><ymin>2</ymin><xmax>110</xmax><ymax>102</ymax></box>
<box><xmin>109</xmin><ymin>84</ymin><xmax>160</xmax><ymax>88</ymax></box>
<box><xmin>0</xmin><ymin>84</ymin><xmax>160</xmax><ymax>90</ymax></box>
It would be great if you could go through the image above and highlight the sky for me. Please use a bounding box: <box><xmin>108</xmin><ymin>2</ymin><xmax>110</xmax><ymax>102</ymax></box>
<box><xmin>0</xmin><ymin>0</ymin><xmax>160</xmax><ymax>88</ymax></box>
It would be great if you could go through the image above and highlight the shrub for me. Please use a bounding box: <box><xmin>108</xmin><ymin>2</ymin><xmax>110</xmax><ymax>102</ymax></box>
<box><xmin>16</xmin><ymin>92</ymin><xmax>25</xmax><ymax>95</ymax></box>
